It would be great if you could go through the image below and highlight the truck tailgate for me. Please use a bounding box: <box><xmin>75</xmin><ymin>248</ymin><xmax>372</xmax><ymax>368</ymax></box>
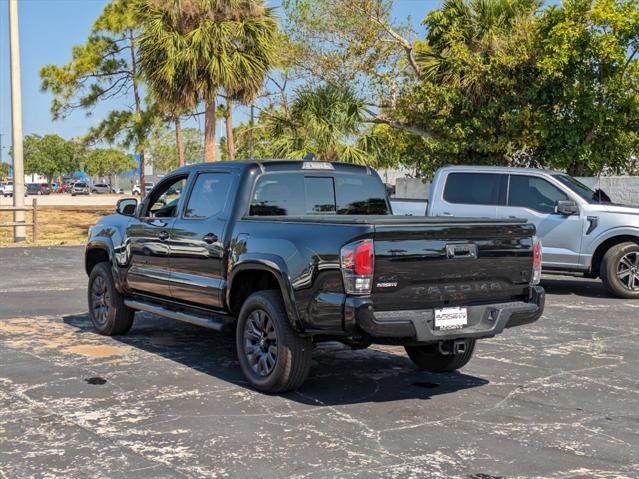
<box><xmin>372</xmin><ymin>220</ymin><xmax>535</xmax><ymax>310</ymax></box>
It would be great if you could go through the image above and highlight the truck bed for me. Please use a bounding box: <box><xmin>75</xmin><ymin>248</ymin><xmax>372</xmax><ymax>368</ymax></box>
<box><xmin>241</xmin><ymin>215</ymin><xmax>529</xmax><ymax>225</ymax></box>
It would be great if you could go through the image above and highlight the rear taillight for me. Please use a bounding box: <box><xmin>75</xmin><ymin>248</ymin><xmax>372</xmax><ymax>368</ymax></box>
<box><xmin>531</xmin><ymin>237</ymin><xmax>542</xmax><ymax>285</ymax></box>
<box><xmin>340</xmin><ymin>239</ymin><xmax>374</xmax><ymax>294</ymax></box>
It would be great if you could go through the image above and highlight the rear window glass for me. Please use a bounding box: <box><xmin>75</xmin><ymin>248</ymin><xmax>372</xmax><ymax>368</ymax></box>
<box><xmin>249</xmin><ymin>172</ymin><xmax>390</xmax><ymax>216</ymax></box>
<box><xmin>443</xmin><ymin>173</ymin><xmax>503</xmax><ymax>205</ymax></box>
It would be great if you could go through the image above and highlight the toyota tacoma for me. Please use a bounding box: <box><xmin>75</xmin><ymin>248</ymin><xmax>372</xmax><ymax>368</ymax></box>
<box><xmin>85</xmin><ymin>161</ymin><xmax>545</xmax><ymax>392</ymax></box>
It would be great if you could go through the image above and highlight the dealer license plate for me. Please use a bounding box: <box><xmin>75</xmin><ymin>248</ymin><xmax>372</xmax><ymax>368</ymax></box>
<box><xmin>434</xmin><ymin>307</ymin><xmax>468</xmax><ymax>330</ymax></box>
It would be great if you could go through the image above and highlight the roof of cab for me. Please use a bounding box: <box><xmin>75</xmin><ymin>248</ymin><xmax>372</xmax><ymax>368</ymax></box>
<box><xmin>437</xmin><ymin>165</ymin><xmax>564</xmax><ymax>175</ymax></box>
<box><xmin>440</xmin><ymin>165</ymin><xmax>565</xmax><ymax>175</ymax></box>
<box><xmin>171</xmin><ymin>160</ymin><xmax>374</xmax><ymax>175</ymax></box>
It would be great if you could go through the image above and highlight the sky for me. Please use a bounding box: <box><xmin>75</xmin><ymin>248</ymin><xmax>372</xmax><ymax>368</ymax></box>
<box><xmin>0</xmin><ymin>0</ymin><xmax>440</xmax><ymax>164</ymax></box>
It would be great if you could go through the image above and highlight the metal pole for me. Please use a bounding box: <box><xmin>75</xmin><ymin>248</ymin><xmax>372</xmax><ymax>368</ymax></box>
<box><xmin>9</xmin><ymin>0</ymin><xmax>26</xmax><ymax>242</ymax></box>
<box><xmin>32</xmin><ymin>198</ymin><xmax>38</xmax><ymax>242</ymax></box>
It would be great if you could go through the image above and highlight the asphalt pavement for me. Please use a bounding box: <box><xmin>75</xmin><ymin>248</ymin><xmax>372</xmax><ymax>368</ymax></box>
<box><xmin>0</xmin><ymin>246</ymin><xmax>637</xmax><ymax>478</ymax></box>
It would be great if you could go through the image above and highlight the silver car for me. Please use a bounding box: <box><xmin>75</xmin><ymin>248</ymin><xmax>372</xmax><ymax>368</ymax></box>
<box><xmin>426</xmin><ymin>166</ymin><xmax>639</xmax><ymax>298</ymax></box>
<box><xmin>71</xmin><ymin>182</ymin><xmax>90</xmax><ymax>196</ymax></box>
<box><xmin>91</xmin><ymin>183</ymin><xmax>115</xmax><ymax>194</ymax></box>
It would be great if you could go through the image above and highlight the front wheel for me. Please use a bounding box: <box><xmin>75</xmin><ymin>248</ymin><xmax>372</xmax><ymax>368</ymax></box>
<box><xmin>88</xmin><ymin>262</ymin><xmax>134</xmax><ymax>335</ymax></box>
<box><xmin>236</xmin><ymin>291</ymin><xmax>312</xmax><ymax>393</ymax></box>
<box><xmin>405</xmin><ymin>339</ymin><xmax>476</xmax><ymax>372</ymax></box>
<box><xmin>601</xmin><ymin>242</ymin><xmax>639</xmax><ymax>299</ymax></box>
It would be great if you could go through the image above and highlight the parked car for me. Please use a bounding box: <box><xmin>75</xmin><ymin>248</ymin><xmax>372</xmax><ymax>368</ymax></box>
<box><xmin>132</xmin><ymin>182</ymin><xmax>154</xmax><ymax>196</ymax></box>
<box><xmin>56</xmin><ymin>183</ymin><xmax>72</xmax><ymax>194</ymax></box>
<box><xmin>71</xmin><ymin>182</ymin><xmax>90</xmax><ymax>196</ymax></box>
<box><xmin>91</xmin><ymin>183</ymin><xmax>115</xmax><ymax>194</ymax></box>
<box><xmin>1</xmin><ymin>181</ymin><xmax>13</xmax><ymax>197</ymax></box>
<box><xmin>26</xmin><ymin>183</ymin><xmax>52</xmax><ymax>196</ymax></box>
<box><xmin>408</xmin><ymin>165</ymin><xmax>639</xmax><ymax>299</ymax></box>
<box><xmin>0</xmin><ymin>181</ymin><xmax>27</xmax><ymax>197</ymax></box>
<box><xmin>85</xmin><ymin>160</ymin><xmax>544</xmax><ymax>393</ymax></box>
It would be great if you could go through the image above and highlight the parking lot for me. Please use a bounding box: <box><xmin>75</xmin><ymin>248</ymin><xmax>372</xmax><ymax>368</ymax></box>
<box><xmin>0</xmin><ymin>246</ymin><xmax>637</xmax><ymax>478</ymax></box>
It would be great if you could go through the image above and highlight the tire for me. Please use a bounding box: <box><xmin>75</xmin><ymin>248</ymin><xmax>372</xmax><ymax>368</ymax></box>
<box><xmin>600</xmin><ymin>242</ymin><xmax>639</xmax><ymax>299</ymax></box>
<box><xmin>87</xmin><ymin>262</ymin><xmax>134</xmax><ymax>335</ymax></box>
<box><xmin>405</xmin><ymin>339</ymin><xmax>476</xmax><ymax>373</ymax></box>
<box><xmin>236</xmin><ymin>290</ymin><xmax>312</xmax><ymax>393</ymax></box>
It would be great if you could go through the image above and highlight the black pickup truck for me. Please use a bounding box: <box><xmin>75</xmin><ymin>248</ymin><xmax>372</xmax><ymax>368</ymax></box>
<box><xmin>85</xmin><ymin>160</ymin><xmax>544</xmax><ymax>392</ymax></box>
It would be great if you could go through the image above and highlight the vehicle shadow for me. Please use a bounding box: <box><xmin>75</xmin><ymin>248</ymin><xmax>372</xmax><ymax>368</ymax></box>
<box><xmin>63</xmin><ymin>312</ymin><xmax>489</xmax><ymax>406</ymax></box>
<box><xmin>540</xmin><ymin>275</ymin><xmax>613</xmax><ymax>299</ymax></box>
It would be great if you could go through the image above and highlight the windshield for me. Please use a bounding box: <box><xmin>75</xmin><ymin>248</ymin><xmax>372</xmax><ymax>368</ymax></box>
<box><xmin>551</xmin><ymin>174</ymin><xmax>604</xmax><ymax>203</ymax></box>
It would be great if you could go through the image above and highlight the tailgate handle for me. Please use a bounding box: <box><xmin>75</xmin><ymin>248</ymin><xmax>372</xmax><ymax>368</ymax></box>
<box><xmin>446</xmin><ymin>244</ymin><xmax>477</xmax><ymax>259</ymax></box>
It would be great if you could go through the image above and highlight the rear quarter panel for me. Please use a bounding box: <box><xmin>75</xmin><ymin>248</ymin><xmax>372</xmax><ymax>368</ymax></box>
<box><xmin>228</xmin><ymin>219</ymin><xmax>373</xmax><ymax>331</ymax></box>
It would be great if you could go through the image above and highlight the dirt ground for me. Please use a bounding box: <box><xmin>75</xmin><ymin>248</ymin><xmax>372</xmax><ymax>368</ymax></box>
<box><xmin>0</xmin><ymin>206</ymin><xmax>112</xmax><ymax>246</ymax></box>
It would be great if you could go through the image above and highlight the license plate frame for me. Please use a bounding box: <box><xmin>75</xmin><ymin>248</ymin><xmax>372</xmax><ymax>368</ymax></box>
<box><xmin>434</xmin><ymin>306</ymin><xmax>468</xmax><ymax>331</ymax></box>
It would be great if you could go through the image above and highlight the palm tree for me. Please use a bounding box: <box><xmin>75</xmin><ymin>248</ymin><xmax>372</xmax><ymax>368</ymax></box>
<box><xmin>137</xmin><ymin>0</ymin><xmax>277</xmax><ymax>162</ymax></box>
<box><xmin>265</xmin><ymin>84</ymin><xmax>370</xmax><ymax>163</ymax></box>
<box><xmin>416</xmin><ymin>0</ymin><xmax>539</xmax><ymax>93</ymax></box>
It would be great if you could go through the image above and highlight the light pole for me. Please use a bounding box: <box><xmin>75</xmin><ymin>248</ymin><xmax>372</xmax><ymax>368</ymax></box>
<box><xmin>9</xmin><ymin>0</ymin><xmax>26</xmax><ymax>242</ymax></box>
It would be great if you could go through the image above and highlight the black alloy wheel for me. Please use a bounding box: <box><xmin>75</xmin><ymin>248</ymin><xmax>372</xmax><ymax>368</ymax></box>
<box><xmin>243</xmin><ymin>309</ymin><xmax>278</xmax><ymax>377</ymax></box>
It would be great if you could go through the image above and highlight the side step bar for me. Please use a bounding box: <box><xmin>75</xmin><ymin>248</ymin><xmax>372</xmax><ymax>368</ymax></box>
<box><xmin>125</xmin><ymin>299</ymin><xmax>234</xmax><ymax>332</ymax></box>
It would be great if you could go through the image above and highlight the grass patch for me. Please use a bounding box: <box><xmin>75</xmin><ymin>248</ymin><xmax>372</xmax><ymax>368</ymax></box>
<box><xmin>0</xmin><ymin>206</ymin><xmax>114</xmax><ymax>246</ymax></box>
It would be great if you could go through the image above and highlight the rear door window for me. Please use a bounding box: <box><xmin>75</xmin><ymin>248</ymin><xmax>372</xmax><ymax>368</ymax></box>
<box><xmin>443</xmin><ymin>173</ymin><xmax>504</xmax><ymax>205</ymax></box>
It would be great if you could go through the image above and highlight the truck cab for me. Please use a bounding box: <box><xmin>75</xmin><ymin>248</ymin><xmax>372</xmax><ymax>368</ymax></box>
<box><xmin>428</xmin><ymin>166</ymin><xmax>639</xmax><ymax>298</ymax></box>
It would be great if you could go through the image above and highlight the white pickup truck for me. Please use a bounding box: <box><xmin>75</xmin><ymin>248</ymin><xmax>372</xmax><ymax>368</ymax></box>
<box><xmin>392</xmin><ymin>165</ymin><xmax>639</xmax><ymax>299</ymax></box>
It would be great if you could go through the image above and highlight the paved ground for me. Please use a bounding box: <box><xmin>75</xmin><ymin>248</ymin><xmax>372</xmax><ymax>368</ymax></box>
<box><xmin>0</xmin><ymin>247</ymin><xmax>638</xmax><ymax>479</ymax></box>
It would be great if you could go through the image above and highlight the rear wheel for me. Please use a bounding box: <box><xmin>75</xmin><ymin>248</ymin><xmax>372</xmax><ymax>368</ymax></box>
<box><xmin>236</xmin><ymin>290</ymin><xmax>312</xmax><ymax>393</ymax></box>
<box><xmin>405</xmin><ymin>339</ymin><xmax>476</xmax><ymax>372</ymax></box>
<box><xmin>600</xmin><ymin>242</ymin><xmax>639</xmax><ymax>299</ymax></box>
<box><xmin>88</xmin><ymin>262</ymin><xmax>134</xmax><ymax>335</ymax></box>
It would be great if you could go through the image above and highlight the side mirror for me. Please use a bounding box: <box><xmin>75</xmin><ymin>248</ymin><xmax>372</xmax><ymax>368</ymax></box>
<box><xmin>555</xmin><ymin>200</ymin><xmax>578</xmax><ymax>216</ymax></box>
<box><xmin>116</xmin><ymin>198</ymin><xmax>138</xmax><ymax>216</ymax></box>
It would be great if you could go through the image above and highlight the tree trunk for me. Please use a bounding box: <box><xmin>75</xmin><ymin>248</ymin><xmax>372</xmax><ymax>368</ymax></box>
<box><xmin>129</xmin><ymin>29</ymin><xmax>146</xmax><ymax>191</ymax></box>
<box><xmin>568</xmin><ymin>162</ymin><xmax>585</xmax><ymax>177</ymax></box>
<box><xmin>174</xmin><ymin>114</ymin><xmax>185</xmax><ymax>167</ymax></box>
<box><xmin>204</xmin><ymin>99</ymin><xmax>217</xmax><ymax>162</ymax></box>
<box><xmin>224</xmin><ymin>102</ymin><xmax>235</xmax><ymax>161</ymax></box>
<box><xmin>249</xmin><ymin>103</ymin><xmax>255</xmax><ymax>158</ymax></box>
<box><xmin>139</xmin><ymin>149</ymin><xmax>146</xmax><ymax>193</ymax></box>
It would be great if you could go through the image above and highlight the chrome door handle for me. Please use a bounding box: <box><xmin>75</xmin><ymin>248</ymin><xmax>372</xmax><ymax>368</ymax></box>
<box><xmin>203</xmin><ymin>233</ymin><xmax>218</xmax><ymax>244</ymax></box>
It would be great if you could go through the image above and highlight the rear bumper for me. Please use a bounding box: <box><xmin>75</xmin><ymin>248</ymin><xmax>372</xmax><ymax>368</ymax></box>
<box><xmin>347</xmin><ymin>286</ymin><xmax>545</xmax><ymax>344</ymax></box>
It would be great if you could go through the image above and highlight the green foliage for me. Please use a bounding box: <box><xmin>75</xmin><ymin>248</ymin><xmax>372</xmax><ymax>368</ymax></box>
<box><xmin>528</xmin><ymin>0</ymin><xmax>639</xmax><ymax>174</ymax></box>
<box><xmin>264</xmin><ymin>85</ymin><xmax>371</xmax><ymax>163</ymax></box>
<box><xmin>148</xmin><ymin>125</ymin><xmax>203</xmax><ymax>171</ymax></box>
<box><xmin>138</xmin><ymin>0</ymin><xmax>278</xmax><ymax>103</ymax></box>
<box><xmin>359</xmin><ymin>124</ymin><xmax>436</xmax><ymax>176</ymax></box>
<box><xmin>220</xmin><ymin>116</ymin><xmax>274</xmax><ymax>160</ymax></box>
<box><xmin>282</xmin><ymin>0</ymin><xmax>418</xmax><ymax>104</ymax></box>
<box><xmin>137</xmin><ymin>0</ymin><xmax>279</xmax><ymax>161</ymax></box>
<box><xmin>0</xmin><ymin>162</ymin><xmax>9</xmax><ymax>181</ymax></box>
<box><xmin>40</xmin><ymin>0</ymin><xmax>154</xmax><ymax>154</ymax></box>
<box><xmin>83</xmin><ymin>148</ymin><xmax>137</xmax><ymax>178</ymax></box>
<box><xmin>394</xmin><ymin>0</ymin><xmax>639</xmax><ymax>175</ymax></box>
<box><xmin>23</xmin><ymin>135</ymin><xmax>83</xmax><ymax>182</ymax></box>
